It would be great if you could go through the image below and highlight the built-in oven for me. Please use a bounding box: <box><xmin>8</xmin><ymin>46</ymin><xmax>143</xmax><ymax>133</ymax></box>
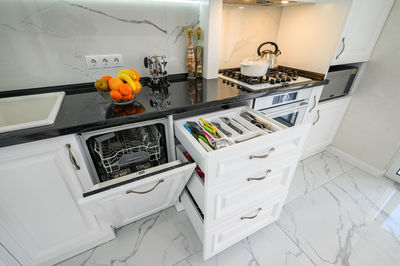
<box><xmin>252</xmin><ymin>88</ymin><xmax>312</xmax><ymax>127</ymax></box>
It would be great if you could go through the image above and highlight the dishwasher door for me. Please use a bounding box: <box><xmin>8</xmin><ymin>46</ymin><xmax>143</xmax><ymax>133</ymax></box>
<box><xmin>78</xmin><ymin>116</ymin><xmax>195</xmax><ymax>228</ymax></box>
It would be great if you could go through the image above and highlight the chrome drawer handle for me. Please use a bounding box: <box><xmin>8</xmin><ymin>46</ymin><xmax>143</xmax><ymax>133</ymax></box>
<box><xmin>313</xmin><ymin>110</ymin><xmax>320</xmax><ymax>125</ymax></box>
<box><xmin>309</xmin><ymin>95</ymin><xmax>317</xmax><ymax>113</ymax></box>
<box><xmin>241</xmin><ymin>208</ymin><xmax>262</xmax><ymax>220</ymax></box>
<box><xmin>336</xmin><ymin>37</ymin><xmax>346</xmax><ymax>60</ymax></box>
<box><xmin>126</xmin><ymin>179</ymin><xmax>164</xmax><ymax>194</ymax></box>
<box><xmin>249</xmin><ymin>148</ymin><xmax>275</xmax><ymax>159</ymax></box>
<box><xmin>247</xmin><ymin>170</ymin><xmax>272</xmax><ymax>181</ymax></box>
<box><xmin>66</xmin><ymin>144</ymin><xmax>80</xmax><ymax>171</ymax></box>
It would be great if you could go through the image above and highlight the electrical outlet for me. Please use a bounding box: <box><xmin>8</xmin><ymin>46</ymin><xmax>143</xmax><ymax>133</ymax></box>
<box><xmin>85</xmin><ymin>55</ymin><xmax>100</xmax><ymax>69</ymax></box>
<box><xmin>99</xmin><ymin>55</ymin><xmax>112</xmax><ymax>68</ymax></box>
<box><xmin>85</xmin><ymin>54</ymin><xmax>123</xmax><ymax>68</ymax></box>
<box><xmin>110</xmin><ymin>54</ymin><xmax>123</xmax><ymax>67</ymax></box>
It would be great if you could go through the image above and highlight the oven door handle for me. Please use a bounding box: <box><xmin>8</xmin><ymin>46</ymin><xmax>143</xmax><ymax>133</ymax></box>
<box><xmin>265</xmin><ymin>103</ymin><xmax>308</xmax><ymax>118</ymax></box>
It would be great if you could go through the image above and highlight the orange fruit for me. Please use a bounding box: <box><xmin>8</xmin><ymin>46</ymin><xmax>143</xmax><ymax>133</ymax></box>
<box><xmin>133</xmin><ymin>81</ymin><xmax>142</xmax><ymax>94</ymax></box>
<box><xmin>129</xmin><ymin>69</ymin><xmax>140</xmax><ymax>80</ymax></box>
<box><xmin>122</xmin><ymin>94</ymin><xmax>133</xmax><ymax>101</ymax></box>
<box><xmin>108</xmin><ymin>78</ymin><xmax>123</xmax><ymax>91</ymax></box>
<box><xmin>110</xmin><ymin>90</ymin><xmax>122</xmax><ymax>102</ymax></box>
<box><xmin>120</xmin><ymin>84</ymin><xmax>132</xmax><ymax>96</ymax></box>
<box><xmin>101</xmin><ymin>75</ymin><xmax>112</xmax><ymax>82</ymax></box>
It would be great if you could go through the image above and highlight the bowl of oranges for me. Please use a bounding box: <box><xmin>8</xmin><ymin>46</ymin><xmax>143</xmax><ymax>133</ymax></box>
<box><xmin>94</xmin><ymin>69</ymin><xmax>142</xmax><ymax>105</ymax></box>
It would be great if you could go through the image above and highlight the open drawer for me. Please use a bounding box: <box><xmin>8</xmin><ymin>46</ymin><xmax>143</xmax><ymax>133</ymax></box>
<box><xmin>181</xmin><ymin>188</ymin><xmax>287</xmax><ymax>260</ymax></box>
<box><xmin>79</xmin><ymin>161</ymin><xmax>195</xmax><ymax>228</ymax></box>
<box><xmin>174</xmin><ymin>106</ymin><xmax>310</xmax><ymax>188</ymax></box>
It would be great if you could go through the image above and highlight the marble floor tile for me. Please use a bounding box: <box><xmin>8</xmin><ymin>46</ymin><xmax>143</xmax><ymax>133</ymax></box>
<box><xmin>57</xmin><ymin>207</ymin><xmax>202</xmax><ymax>266</ymax></box>
<box><xmin>175</xmin><ymin>223</ymin><xmax>314</xmax><ymax>266</ymax></box>
<box><xmin>278</xmin><ymin>167</ymin><xmax>400</xmax><ymax>266</ymax></box>
<box><xmin>290</xmin><ymin>151</ymin><xmax>356</xmax><ymax>197</ymax></box>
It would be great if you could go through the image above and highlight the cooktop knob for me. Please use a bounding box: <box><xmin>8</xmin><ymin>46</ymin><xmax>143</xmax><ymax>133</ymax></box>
<box><xmin>281</xmin><ymin>77</ymin><xmax>286</xmax><ymax>82</ymax></box>
<box><xmin>270</xmin><ymin>79</ymin><xmax>275</xmax><ymax>84</ymax></box>
<box><xmin>286</xmin><ymin>77</ymin><xmax>291</xmax><ymax>82</ymax></box>
<box><xmin>276</xmin><ymin>79</ymin><xmax>281</xmax><ymax>83</ymax></box>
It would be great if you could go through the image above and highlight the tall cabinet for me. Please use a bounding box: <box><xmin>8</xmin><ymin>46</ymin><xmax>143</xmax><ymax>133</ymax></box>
<box><xmin>0</xmin><ymin>135</ymin><xmax>114</xmax><ymax>266</ymax></box>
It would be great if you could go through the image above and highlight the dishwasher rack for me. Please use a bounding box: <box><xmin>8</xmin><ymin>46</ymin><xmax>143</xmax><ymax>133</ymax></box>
<box><xmin>93</xmin><ymin>125</ymin><xmax>162</xmax><ymax>175</ymax></box>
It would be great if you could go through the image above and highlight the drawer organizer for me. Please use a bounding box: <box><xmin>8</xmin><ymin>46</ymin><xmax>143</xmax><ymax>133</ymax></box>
<box><xmin>182</xmin><ymin>108</ymin><xmax>285</xmax><ymax>152</ymax></box>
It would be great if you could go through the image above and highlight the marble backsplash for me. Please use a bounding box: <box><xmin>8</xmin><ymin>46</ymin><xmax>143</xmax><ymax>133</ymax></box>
<box><xmin>0</xmin><ymin>0</ymin><xmax>200</xmax><ymax>91</ymax></box>
<box><xmin>219</xmin><ymin>4</ymin><xmax>282</xmax><ymax>69</ymax></box>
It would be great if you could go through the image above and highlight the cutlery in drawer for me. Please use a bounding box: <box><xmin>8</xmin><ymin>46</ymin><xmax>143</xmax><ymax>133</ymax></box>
<box><xmin>211</xmin><ymin>122</ymin><xmax>232</xmax><ymax>137</ymax></box>
<box><xmin>220</xmin><ymin>117</ymin><xmax>243</xmax><ymax>135</ymax></box>
<box><xmin>240</xmin><ymin>112</ymin><xmax>273</xmax><ymax>133</ymax></box>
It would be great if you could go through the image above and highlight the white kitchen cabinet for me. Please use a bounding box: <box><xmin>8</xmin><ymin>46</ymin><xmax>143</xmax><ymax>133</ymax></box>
<box><xmin>174</xmin><ymin>106</ymin><xmax>310</xmax><ymax>259</ymax></box>
<box><xmin>301</xmin><ymin>96</ymin><xmax>352</xmax><ymax>159</ymax></box>
<box><xmin>0</xmin><ymin>135</ymin><xmax>114</xmax><ymax>266</ymax></box>
<box><xmin>331</xmin><ymin>0</ymin><xmax>394</xmax><ymax>65</ymax></box>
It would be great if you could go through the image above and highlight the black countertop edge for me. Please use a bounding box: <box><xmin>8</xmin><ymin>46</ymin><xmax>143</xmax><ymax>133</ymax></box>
<box><xmin>0</xmin><ymin>73</ymin><xmax>191</xmax><ymax>98</ymax></box>
<box><xmin>0</xmin><ymin>78</ymin><xmax>328</xmax><ymax>148</ymax></box>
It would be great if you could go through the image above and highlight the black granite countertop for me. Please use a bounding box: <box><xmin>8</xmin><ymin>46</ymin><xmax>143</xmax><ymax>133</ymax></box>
<box><xmin>0</xmin><ymin>77</ymin><xmax>328</xmax><ymax>147</ymax></box>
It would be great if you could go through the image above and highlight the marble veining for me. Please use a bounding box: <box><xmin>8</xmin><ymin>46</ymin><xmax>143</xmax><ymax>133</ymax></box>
<box><xmin>58</xmin><ymin>152</ymin><xmax>400</xmax><ymax>266</ymax></box>
<box><xmin>0</xmin><ymin>0</ymin><xmax>200</xmax><ymax>91</ymax></box>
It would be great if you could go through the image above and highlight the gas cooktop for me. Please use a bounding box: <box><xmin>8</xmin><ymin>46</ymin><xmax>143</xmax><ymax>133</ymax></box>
<box><xmin>219</xmin><ymin>68</ymin><xmax>312</xmax><ymax>91</ymax></box>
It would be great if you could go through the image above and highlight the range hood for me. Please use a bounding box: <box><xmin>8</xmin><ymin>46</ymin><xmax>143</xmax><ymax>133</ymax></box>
<box><xmin>223</xmin><ymin>0</ymin><xmax>316</xmax><ymax>6</ymax></box>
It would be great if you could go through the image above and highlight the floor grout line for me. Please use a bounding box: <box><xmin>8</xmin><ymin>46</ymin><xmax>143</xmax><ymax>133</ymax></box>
<box><xmin>172</xmin><ymin>249</ymin><xmax>202</xmax><ymax>265</ymax></box>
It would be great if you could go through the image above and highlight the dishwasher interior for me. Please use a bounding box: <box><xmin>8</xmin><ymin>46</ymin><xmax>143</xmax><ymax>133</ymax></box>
<box><xmin>81</xmin><ymin>119</ymin><xmax>173</xmax><ymax>188</ymax></box>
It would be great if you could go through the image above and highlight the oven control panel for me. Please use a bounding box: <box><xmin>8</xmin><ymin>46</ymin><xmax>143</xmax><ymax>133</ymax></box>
<box><xmin>272</xmin><ymin>92</ymin><xmax>297</xmax><ymax>105</ymax></box>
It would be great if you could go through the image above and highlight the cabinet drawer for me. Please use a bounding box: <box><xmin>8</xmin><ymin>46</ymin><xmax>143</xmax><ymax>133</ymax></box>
<box><xmin>174</xmin><ymin>106</ymin><xmax>309</xmax><ymax>188</ymax></box>
<box><xmin>79</xmin><ymin>162</ymin><xmax>195</xmax><ymax>228</ymax></box>
<box><xmin>204</xmin><ymin>192</ymin><xmax>286</xmax><ymax>258</ymax></box>
<box><xmin>176</xmin><ymin>146</ymin><xmax>205</xmax><ymax>213</ymax></box>
<box><xmin>207</xmin><ymin>158</ymin><xmax>296</xmax><ymax>227</ymax></box>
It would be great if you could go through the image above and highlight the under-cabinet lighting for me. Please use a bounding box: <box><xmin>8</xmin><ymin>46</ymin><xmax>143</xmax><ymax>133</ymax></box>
<box><xmin>153</xmin><ymin>0</ymin><xmax>200</xmax><ymax>4</ymax></box>
<box><xmin>239</xmin><ymin>6</ymin><xmax>244</xmax><ymax>9</ymax></box>
<box><xmin>281</xmin><ymin>1</ymin><xmax>289</xmax><ymax>3</ymax></box>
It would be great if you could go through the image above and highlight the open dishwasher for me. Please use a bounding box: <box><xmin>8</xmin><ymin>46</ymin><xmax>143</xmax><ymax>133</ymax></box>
<box><xmin>78</xmin><ymin>117</ymin><xmax>195</xmax><ymax>228</ymax></box>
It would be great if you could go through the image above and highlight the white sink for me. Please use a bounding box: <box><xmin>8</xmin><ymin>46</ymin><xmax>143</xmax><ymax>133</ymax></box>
<box><xmin>0</xmin><ymin>91</ymin><xmax>65</xmax><ymax>133</ymax></box>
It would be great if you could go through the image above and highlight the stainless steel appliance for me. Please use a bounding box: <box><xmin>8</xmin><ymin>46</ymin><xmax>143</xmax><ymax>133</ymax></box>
<box><xmin>253</xmin><ymin>87</ymin><xmax>313</xmax><ymax>127</ymax></box>
<box><xmin>219</xmin><ymin>68</ymin><xmax>312</xmax><ymax>91</ymax></box>
<box><xmin>144</xmin><ymin>55</ymin><xmax>169</xmax><ymax>90</ymax></box>
<box><xmin>320</xmin><ymin>65</ymin><xmax>358</xmax><ymax>101</ymax></box>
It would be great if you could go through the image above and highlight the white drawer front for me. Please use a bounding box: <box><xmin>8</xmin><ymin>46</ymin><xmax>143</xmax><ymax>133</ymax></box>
<box><xmin>79</xmin><ymin>162</ymin><xmax>195</xmax><ymax>228</ymax></box>
<box><xmin>204</xmin><ymin>192</ymin><xmax>287</xmax><ymax>259</ymax></box>
<box><xmin>174</xmin><ymin>106</ymin><xmax>310</xmax><ymax>188</ymax></box>
<box><xmin>206</xmin><ymin>158</ymin><xmax>297</xmax><ymax>227</ymax></box>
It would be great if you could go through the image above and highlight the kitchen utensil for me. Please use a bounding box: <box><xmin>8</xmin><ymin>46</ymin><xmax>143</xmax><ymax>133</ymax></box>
<box><xmin>199</xmin><ymin>118</ymin><xmax>216</xmax><ymax>134</ymax></box>
<box><xmin>211</xmin><ymin>122</ymin><xmax>232</xmax><ymax>137</ymax></box>
<box><xmin>240</xmin><ymin>112</ymin><xmax>273</xmax><ymax>133</ymax></box>
<box><xmin>257</xmin><ymin>42</ymin><xmax>281</xmax><ymax>69</ymax></box>
<box><xmin>220</xmin><ymin>117</ymin><xmax>243</xmax><ymax>135</ymax></box>
<box><xmin>232</xmin><ymin>117</ymin><xmax>252</xmax><ymax>131</ymax></box>
<box><xmin>198</xmin><ymin>138</ymin><xmax>213</xmax><ymax>152</ymax></box>
<box><xmin>240</xmin><ymin>57</ymin><xmax>270</xmax><ymax>77</ymax></box>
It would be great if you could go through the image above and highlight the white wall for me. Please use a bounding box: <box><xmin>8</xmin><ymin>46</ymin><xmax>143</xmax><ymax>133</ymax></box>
<box><xmin>219</xmin><ymin>4</ymin><xmax>282</xmax><ymax>69</ymax></box>
<box><xmin>276</xmin><ymin>0</ymin><xmax>351</xmax><ymax>74</ymax></box>
<box><xmin>332</xmin><ymin>0</ymin><xmax>400</xmax><ymax>171</ymax></box>
<box><xmin>0</xmin><ymin>0</ymin><xmax>200</xmax><ymax>91</ymax></box>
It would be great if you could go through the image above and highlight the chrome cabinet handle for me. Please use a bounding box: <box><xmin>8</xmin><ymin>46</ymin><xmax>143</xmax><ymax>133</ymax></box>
<box><xmin>241</xmin><ymin>208</ymin><xmax>262</xmax><ymax>220</ymax></box>
<box><xmin>247</xmin><ymin>170</ymin><xmax>272</xmax><ymax>181</ymax></box>
<box><xmin>309</xmin><ymin>95</ymin><xmax>317</xmax><ymax>113</ymax></box>
<box><xmin>336</xmin><ymin>37</ymin><xmax>345</xmax><ymax>60</ymax></box>
<box><xmin>126</xmin><ymin>179</ymin><xmax>164</xmax><ymax>194</ymax></box>
<box><xmin>249</xmin><ymin>148</ymin><xmax>275</xmax><ymax>159</ymax></box>
<box><xmin>66</xmin><ymin>144</ymin><xmax>80</xmax><ymax>170</ymax></box>
<box><xmin>313</xmin><ymin>110</ymin><xmax>320</xmax><ymax>125</ymax></box>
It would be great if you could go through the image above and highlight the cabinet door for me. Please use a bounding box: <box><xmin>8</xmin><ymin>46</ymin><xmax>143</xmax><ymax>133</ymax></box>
<box><xmin>0</xmin><ymin>135</ymin><xmax>113</xmax><ymax>266</ymax></box>
<box><xmin>302</xmin><ymin>97</ymin><xmax>351</xmax><ymax>159</ymax></box>
<box><xmin>332</xmin><ymin>0</ymin><xmax>394</xmax><ymax>65</ymax></box>
<box><xmin>303</xmin><ymin>86</ymin><xmax>323</xmax><ymax>124</ymax></box>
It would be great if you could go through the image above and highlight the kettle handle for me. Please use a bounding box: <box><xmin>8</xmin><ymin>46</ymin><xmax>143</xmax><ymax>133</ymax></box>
<box><xmin>257</xmin><ymin>42</ymin><xmax>281</xmax><ymax>56</ymax></box>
